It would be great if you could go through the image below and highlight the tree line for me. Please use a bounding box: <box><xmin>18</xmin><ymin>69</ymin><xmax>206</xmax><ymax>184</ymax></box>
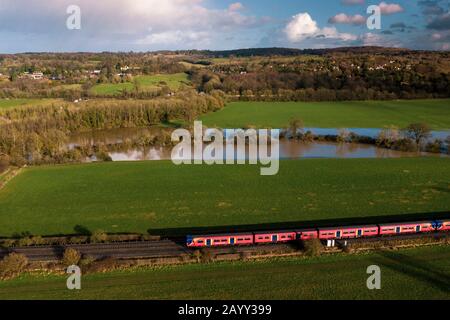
<box><xmin>0</xmin><ymin>91</ymin><xmax>224</xmax><ymax>166</ymax></box>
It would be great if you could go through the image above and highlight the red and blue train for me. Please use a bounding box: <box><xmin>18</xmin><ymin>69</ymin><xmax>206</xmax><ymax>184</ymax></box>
<box><xmin>186</xmin><ymin>219</ymin><xmax>450</xmax><ymax>248</ymax></box>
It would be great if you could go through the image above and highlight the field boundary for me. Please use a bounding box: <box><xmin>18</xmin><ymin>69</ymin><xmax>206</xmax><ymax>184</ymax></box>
<box><xmin>0</xmin><ymin>167</ymin><xmax>22</xmax><ymax>191</ymax></box>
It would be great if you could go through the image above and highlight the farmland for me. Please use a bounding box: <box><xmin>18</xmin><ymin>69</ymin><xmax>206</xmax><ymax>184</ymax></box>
<box><xmin>0</xmin><ymin>246</ymin><xmax>448</xmax><ymax>300</ymax></box>
<box><xmin>90</xmin><ymin>73</ymin><xmax>190</xmax><ymax>96</ymax></box>
<box><xmin>200</xmin><ymin>100</ymin><xmax>450</xmax><ymax>130</ymax></box>
<box><xmin>0</xmin><ymin>158</ymin><xmax>449</xmax><ymax>237</ymax></box>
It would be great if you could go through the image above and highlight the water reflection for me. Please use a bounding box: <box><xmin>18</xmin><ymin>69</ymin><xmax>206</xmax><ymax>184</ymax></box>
<box><xmin>68</xmin><ymin>127</ymin><xmax>449</xmax><ymax>162</ymax></box>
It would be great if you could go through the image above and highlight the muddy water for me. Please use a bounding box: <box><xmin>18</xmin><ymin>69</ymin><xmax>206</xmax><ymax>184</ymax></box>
<box><xmin>68</xmin><ymin>127</ymin><xmax>449</xmax><ymax>162</ymax></box>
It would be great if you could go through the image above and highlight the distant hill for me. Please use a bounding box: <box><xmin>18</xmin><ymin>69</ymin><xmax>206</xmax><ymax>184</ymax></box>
<box><xmin>181</xmin><ymin>46</ymin><xmax>413</xmax><ymax>58</ymax></box>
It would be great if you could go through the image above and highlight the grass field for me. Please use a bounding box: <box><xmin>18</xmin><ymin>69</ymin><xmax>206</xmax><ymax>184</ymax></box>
<box><xmin>0</xmin><ymin>99</ymin><xmax>56</xmax><ymax>110</ymax></box>
<box><xmin>90</xmin><ymin>73</ymin><xmax>190</xmax><ymax>96</ymax></box>
<box><xmin>200</xmin><ymin>100</ymin><xmax>450</xmax><ymax>130</ymax></box>
<box><xmin>0</xmin><ymin>246</ymin><xmax>448</xmax><ymax>300</ymax></box>
<box><xmin>0</xmin><ymin>158</ymin><xmax>448</xmax><ymax>236</ymax></box>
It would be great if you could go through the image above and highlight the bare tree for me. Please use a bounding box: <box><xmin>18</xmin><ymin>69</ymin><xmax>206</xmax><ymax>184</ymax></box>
<box><xmin>403</xmin><ymin>123</ymin><xmax>432</xmax><ymax>151</ymax></box>
<box><xmin>289</xmin><ymin>118</ymin><xmax>304</xmax><ymax>139</ymax></box>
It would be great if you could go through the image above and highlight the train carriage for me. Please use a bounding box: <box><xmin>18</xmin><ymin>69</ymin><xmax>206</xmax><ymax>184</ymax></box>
<box><xmin>442</xmin><ymin>220</ymin><xmax>450</xmax><ymax>231</ymax></box>
<box><xmin>318</xmin><ymin>225</ymin><xmax>378</xmax><ymax>240</ymax></box>
<box><xmin>379</xmin><ymin>221</ymin><xmax>434</xmax><ymax>235</ymax></box>
<box><xmin>185</xmin><ymin>218</ymin><xmax>450</xmax><ymax>248</ymax></box>
<box><xmin>254</xmin><ymin>230</ymin><xmax>297</xmax><ymax>244</ymax></box>
<box><xmin>296</xmin><ymin>229</ymin><xmax>319</xmax><ymax>240</ymax></box>
<box><xmin>186</xmin><ymin>233</ymin><xmax>253</xmax><ymax>248</ymax></box>
<box><xmin>433</xmin><ymin>220</ymin><xmax>450</xmax><ymax>231</ymax></box>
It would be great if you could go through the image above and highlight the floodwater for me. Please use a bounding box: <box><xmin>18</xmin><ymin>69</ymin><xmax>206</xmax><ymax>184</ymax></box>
<box><xmin>68</xmin><ymin>127</ymin><xmax>449</xmax><ymax>162</ymax></box>
<box><xmin>302</xmin><ymin>128</ymin><xmax>450</xmax><ymax>140</ymax></box>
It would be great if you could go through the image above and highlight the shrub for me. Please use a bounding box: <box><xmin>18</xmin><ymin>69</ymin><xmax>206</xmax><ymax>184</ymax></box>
<box><xmin>239</xmin><ymin>251</ymin><xmax>250</xmax><ymax>261</ymax></box>
<box><xmin>1</xmin><ymin>239</ymin><xmax>17</xmax><ymax>248</ymax></box>
<box><xmin>90</xmin><ymin>230</ymin><xmax>108</xmax><ymax>243</ymax></box>
<box><xmin>393</xmin><ymin>138</ymin><xmax>416</xmax><ymax>152</ymax></box>
<box><xmin>0</xmin><ymin>253</ymin><xmax>28</xmax><ymax>279</ymax></box>
<box><xmin>80</xmin><ymin>255</ymin><xmax>96</xmax><ymax>268</ymax></box>
<box><xmin>303</xmin><ymin>239</ymin><xmax>323</xmax><ymax>257</ymax></box>
<box><xmin>62</xmin><ymin>248</ymin><xmax>81</xmax><ymax>266</ymax></box>
<box><xmin>85</xmin><ymin>258</ymin><xmax>120</xmax><ymax>273</ymax></box>
<box><xmin>200</xmin><ymin>249</ymin><xmax>215</xmax><ymax>263</ymax></box>
<box><xmin>192</xmin><ymin>250</ymin><xmax>201</xmax><ymax>263</ymax></box>
<box><xmin>425</xmin><ymin>139</ymin><xmax>443</xmax><ymax>153</ymax></box>
<box><xmin>17</xmin><ymin>235</ymin><xmax>46</xmax><ymax>247</ymax></box>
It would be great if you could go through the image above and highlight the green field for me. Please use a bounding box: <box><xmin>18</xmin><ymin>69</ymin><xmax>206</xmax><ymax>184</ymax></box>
<box><xmin>0</xmin><ymin>99</ymin><xmax>55</xmax><ymax>110</ymax></box>
<box><xmin>200</xmin><ymin>100</ymin><xmax>450</xmax><ymax>130</ymax></box>
<box><xmin>90</xmin><ymin>73</ymin><xmax>190</xmax><ymax>96</ymax></box>
<box><xmin>0</xmin><ymin>158</ymin><xmax>449</xmax><ymax>236</ymax></box>
<box><xmin>0</xmin><ymin>246</ymin><xmax>448</xmax><ymax>300</ymax></box>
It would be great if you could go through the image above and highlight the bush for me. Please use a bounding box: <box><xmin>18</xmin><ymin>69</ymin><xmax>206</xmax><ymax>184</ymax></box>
<box><xmin>18</xmin><ymin>235</ymin><xmax>45</xmax><ymax>247</ymax></box>
<box><xmin>80</xmin><ymin>255</ymin><xmax>97</xmax><ymax>268</ymax></box>
<box><xmin>303</xmin><ymin>239</ymin><xmax>323</xmax><ymax>257</ymax></box>
<box><xmin>425</xmin><ymin>139</ymin><xmax>443</xmax><ymax>153</ymax></box>
<box><xmin>192</xmin><ymin>250</ymin><xmax>201</xmax><ymax>263</ymax></box>
<box><xmin>62</xmin><ymin>248</ymin><xmax>81</xmax><ymax>266</ymax></box>
<box><xmin>85</xmin><ymin>258</ymin><xmax>120</xmax><ymax>273</ymax></box>
<box><xmin>393</xmin><ymin>138</ymin><xmax>416</xmax><ymax>152</ymax></box>
<box><xmin>200</xmin><ymin>249</ymin><xmax>215</xmax><ymax>263</ymax></box>
<box><xmin>0</xmin><ymin>253</ymin><xmax>28</xmax><ymax>279</ymax></box>
<box><xmin>90</xmin><ymin>230</ymin><xmax>108</xmax><ymax>243</ymax></box>
<box><xmin>239</xmin><ymin>251</ymin><xmax>250</xmax><ymax>261</ymax></box>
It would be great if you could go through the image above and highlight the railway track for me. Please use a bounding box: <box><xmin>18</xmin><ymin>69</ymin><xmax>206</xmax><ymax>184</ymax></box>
<box><xmin>0</xmin><ymin>240</ymin><xmax>190</xmax><ymax>262</ymax></box>
<box><xmin>0</xmin><ymin>232</ymin><xmax>447</xmax><ymax>262</ymax></box>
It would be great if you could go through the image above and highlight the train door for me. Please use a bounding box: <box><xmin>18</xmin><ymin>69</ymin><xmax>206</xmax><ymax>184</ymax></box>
<box><xmin>206</xmin><ymin>239</ymin><xmax>212</xmax><ymax>247</ymax></box>
<box><xmin>336</xmin><ymin>231</ymin><xmax>341</xmax><ymax>238</ymax></box>
<box><xmin>272</xmin><ymin>235</ymin><xmax>278</xmax><ymax>242</ymax></box>
<box><xmin>396</xmin><ymin>227</ymin><xmax>401</xmax><ymax>234</ymax></box>
<box><xmin>357</xmin><ymin>229</ymin><xmax>363</xmax><ymax>237</ymax></box>
<box><xmin>415</xmin><ymin>226</ymin><xmax>421</xmax><ymax>233</ymax></box>
<box><xmin>230</xmin><ymin>238</ymin><xmax>235</xmax><ymax>245</ymax></box>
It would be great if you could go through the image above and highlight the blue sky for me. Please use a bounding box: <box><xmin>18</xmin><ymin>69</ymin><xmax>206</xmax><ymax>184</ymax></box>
<box><xmin>0</xmin><ymin>0</ymin><xmax>449</xmax><ymax>52</ymax></box>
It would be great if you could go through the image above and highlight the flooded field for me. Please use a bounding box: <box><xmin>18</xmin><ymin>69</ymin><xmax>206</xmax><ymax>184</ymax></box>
<box><xmin>68</xmin><ymin>127</ymin><xmax>448</xmax><ymax>162</ymax></box>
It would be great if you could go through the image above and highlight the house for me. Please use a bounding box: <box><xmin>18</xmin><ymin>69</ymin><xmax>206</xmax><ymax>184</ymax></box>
<box><xmin>23</xmin><ymin>72</ymin><xmax>44</xmax><ymax>80</ymax></box>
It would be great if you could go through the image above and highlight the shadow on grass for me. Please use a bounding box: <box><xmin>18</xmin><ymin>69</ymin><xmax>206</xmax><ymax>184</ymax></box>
<box><xmin>147</xmin><ymin>211</ymin><xmax>450</xmax><ymax>237</ymax></box>
<box><xmin>374</xmin><ymin>250</ymin><xmax>450</xmax><ymax>294</ymax></box>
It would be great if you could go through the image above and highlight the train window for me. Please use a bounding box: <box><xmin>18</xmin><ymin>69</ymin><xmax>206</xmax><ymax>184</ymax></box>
<box><xmin>198</xmin><ymin>240</ymin><xmax>204</xmax><ymax>244</ymax></box>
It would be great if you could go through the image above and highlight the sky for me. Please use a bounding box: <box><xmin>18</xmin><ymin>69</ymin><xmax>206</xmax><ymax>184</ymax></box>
<box><xmin>0</xmin><ymin>0</ymin><xmax>449</xmax><ymax>53</ymax></box>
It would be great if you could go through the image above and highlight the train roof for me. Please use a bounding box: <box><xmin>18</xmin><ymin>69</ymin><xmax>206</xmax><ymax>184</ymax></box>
<box><xmin>318</xmin><ymin>225</ymin><xmax>378</xmax><ymax>230</ymax></box>
<box><xmin>187</xmin><ymin>232</ymin><xmax>253</xmax><ymax>238</ymax></box>
<box><xmin>253</xmin><ymin>230</ymin><xmax>297</xmax><ymax>234</ymax></box>
<box><xmin>378</xmin><ymin>221</ymin><xmax>433</xmax><ymax>226</ymax></box>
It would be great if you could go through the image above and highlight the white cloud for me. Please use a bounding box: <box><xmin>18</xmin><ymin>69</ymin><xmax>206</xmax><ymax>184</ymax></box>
<box><xmin>341</xmin><ymin>0</ymin><xmax>365</xmax><ymax>5</ymax></box>
<box><xmin>328</xmin><ymin>13</ymin><xmax>366</xmax><ymax>25</ymax></box>
<box><xmin>136</xmin><ymin>30</ymin><xmax>210</xmax><ymax>47</ymax></box>
<box><xmin>360</xmin><ymin>32</ymin><xmax>401</xmax><ymax>47</ymax></box>
<box><xmin>378</xmin><ymin>2</ymin><xmax>404</xmax><ymax>15</ymax></box>
<box><xmin>229</xmin><ymin>3</ymin><xmax>244</xmax><ymax>11</ymax></box>
<box><xmin>285</xmin><ymin>13</ymin><xmax>357</xmax><ymax>43</ymax></box>
<box><xmin>0</xmin><ymin>0</ymin><xmax>264</xmax><ymax>51</ymax></box>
